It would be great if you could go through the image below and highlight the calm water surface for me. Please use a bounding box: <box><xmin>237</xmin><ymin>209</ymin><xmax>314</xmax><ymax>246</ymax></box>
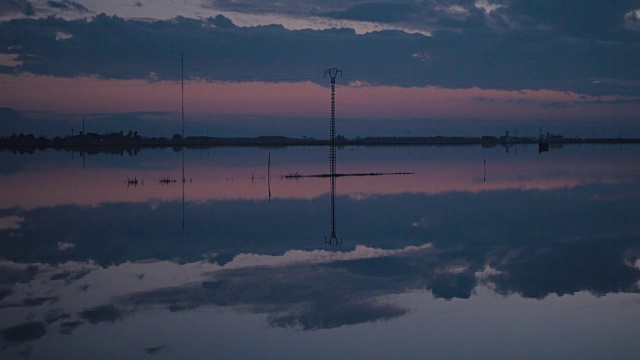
<box><xmin>1</xmin><ymin>144</ymin><xmax>640</xmax><ymax>359</ymax></box>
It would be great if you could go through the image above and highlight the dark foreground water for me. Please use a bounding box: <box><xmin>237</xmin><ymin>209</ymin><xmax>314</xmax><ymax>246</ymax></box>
<box><xmin>1</xmin><ymin>144</ymin><xmax>640</xmax><ymax>359</ymax></box>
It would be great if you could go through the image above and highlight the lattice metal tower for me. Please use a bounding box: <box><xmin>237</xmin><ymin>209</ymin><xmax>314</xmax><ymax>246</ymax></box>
<box><xmin>325</xmin><ymin>68</ymin><xmax>342</xmax><ymax>175</ymax></box>
<box><xmin>324</xmin><ymin>68</ymin><xmax>342</xmax><ymax>246</ymax></box>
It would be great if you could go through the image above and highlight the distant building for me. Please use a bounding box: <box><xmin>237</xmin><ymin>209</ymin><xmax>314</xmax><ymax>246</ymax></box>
<box><xmin>545</xmin><ymin>132</ymin><xmax>564</xmax><ymax>142</ymax></box>
<box><xmin>498</xmin><ymin>131</ymin><xmax>512</xmax><ymax>143</ymax></box>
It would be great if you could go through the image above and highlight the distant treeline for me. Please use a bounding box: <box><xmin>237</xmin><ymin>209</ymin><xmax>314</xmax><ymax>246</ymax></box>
<box><xmin>1</xmin><ymin>131</ymin><xmax>639</xmax><ymax>153</ymax></box>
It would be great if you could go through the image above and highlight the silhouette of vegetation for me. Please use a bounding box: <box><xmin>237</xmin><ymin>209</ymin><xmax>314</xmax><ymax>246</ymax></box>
<box><xmin>1</xmin><ymin>131</ymin><xmax>639</xmax><ymax>153</ymax></box>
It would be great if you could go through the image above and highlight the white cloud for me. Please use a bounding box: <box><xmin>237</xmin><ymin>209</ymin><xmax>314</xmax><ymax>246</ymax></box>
<box><xmin>438</xmin><ymin>264</ymin><xmax>468</xmax><ymax>274</ymax></box>
<box><xmin>57</xmin><ymin>241</ymin><xmax>75</xmax><ymax>250</ymax></box>
<box><xmin>411</xmin><ymin>50</ymin><xmax>431</xmax><ymax>63</ymax></box>
<box><xmin>475</xmin><ymin>0</ymin><xmax>504</xmax><ymax>15</ymax></box>
<box><xmin>411</xmin><ymin>217</ymin><xmax>431</xmax><ymax>228</ymax></box>
<box><xmin>436</xmin><ymin>4</ymin><xmax>469</xmax><ymax>16</ymax></box>
<box><xmin>624</xmin><ymin>8</ymin><xmax>640</xmax><ymax>30</ymax></box>
<box><xmin>55</xmin><ymin>31</ymin><xmax>74</xmax><ymax>40</ymax></box>
<box><xmin>224</xmin><ymin>243</ymin><xmax>433</xmax><ymax>269</ymax></box>
<box><xmin>348</xmin><ymin>192</ymin><xmax>372</xmax><ymax>200</ymax></box>
<box><xmin>474</xmin><ymin>264</ymin><xmax>502</xmax><ymax>280</ymax></box>
<box><xmin>0</xmin><ymin>215</ymin><xmax>23</xmax><ymax>230</ymax></box>
<box><xmin>0</xmin><ymin>53</ymin><xmax>22</xmax><ymax>66</ymax></box>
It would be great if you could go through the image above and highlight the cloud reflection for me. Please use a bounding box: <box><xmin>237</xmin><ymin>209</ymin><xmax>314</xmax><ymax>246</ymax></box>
<box><xmin>1</xmin><ymin>147</ymin><xmax>640</xmax><ymax>347</ymax></box>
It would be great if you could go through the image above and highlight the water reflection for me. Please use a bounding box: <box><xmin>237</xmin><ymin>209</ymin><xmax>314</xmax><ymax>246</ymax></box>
<box><xmin>328</xmin><ymin>170</ymin><xmax>340</xmax><ymax>245</ymax></box>
<box><xmin>1</xmin><ymin>145</ymin><xmax>640</xmax><ymax>358</ymax></box>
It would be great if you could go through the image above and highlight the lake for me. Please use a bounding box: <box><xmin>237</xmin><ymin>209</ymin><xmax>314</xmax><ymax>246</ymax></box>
<box><xmin>1</xmin><ymin>144</ymin><xmax>640</xmax><ymax>359</ymax></box>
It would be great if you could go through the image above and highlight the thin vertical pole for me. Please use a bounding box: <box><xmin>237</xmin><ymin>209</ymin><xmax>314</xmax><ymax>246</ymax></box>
<box><xmin>268</xmin><ymin>151</ymin><xmax>272</xmax><ymax>202</ymax></box>
<box><xmin>181</xmin><ymin>52</ymin><xmax>184</xmax><ymax>139</ymax></box>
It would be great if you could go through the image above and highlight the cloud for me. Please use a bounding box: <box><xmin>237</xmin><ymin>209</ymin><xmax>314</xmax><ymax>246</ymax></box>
<box><xmin>1</xmin><ymin>321</ymin><xmax>46</xmax><ymax>342</ymax></box>
<box><xmin>0</xmin><ymin>14</ymin><xmax>639</xmax><ymax>95</ymax></box>
<box><xmin>474</xmin><ymin>0</ymin><xmax>504</xmax><ymax>14</ymax></box>
<box><xmin>0</xmin><ymin>0</ymin><xmax>34</xmax><ymax>16</ymax></box>
<box><xmin>205</xmin><ymin>0</ymin><xmax>640</xmax><ymax>39</ymax></box>
<box><xmin>144</xmin><ymin>345</ymin><xmax>169</xmax><ymax>355</ymax></box>
<box><xmin>491</xmin><ymin>240</ymin><xmax>640</xmax><ymax>298</ymax></box>
<box><xmin>208</xmin><ymin>13</ymin><xmax>235</xmax><ymax>28</ymax></box>
<box><xmin>321</xmin><ymin>2</ymin><xmax>419</xmax><ymax>23</ymax></box>
<box><xmin>625</xmin><ymin>8</ymin><xmax>640</xmax><ymax>30</ymax></box>
<box><xmin>0</xmin><ymin>215</ymin><xmax>23</xmax><ymax>230</ymax></box>
<box><xmin>57</xmin><ymin>241</ymin><xmax>74</xmax><ymax>250</ymax></box>
<box><xmin>205</xmin><ymin>0</ymin><xmax>344</xmax><ymax>17</ymax></box>
<box><xmin>46</xmin><ymin>0</ymin><xmax>89</xmax><ymax>13</ymax></box>
<box><xmin>55</xmin><ymin>31</ymin><xmax>72</xmax><ymax>40</ymax></box>
<box><xmin>267</xmin><ymin>300</ymin><xmax>408</xmax><ymax>330</ymax></box>
<box><xmin>117</xmin><ymin>262</ymin><xmax>415</xmax><ymax>330</ymax></box>
<box><xmin>78</xmin><ymin>304</ymin><xmax>124</xmax><ymax>324</ymax></box>
<box><xmin>502</xmin><ymin>0</ymin><xmax>640</xmax><ymax>39</ymax></box>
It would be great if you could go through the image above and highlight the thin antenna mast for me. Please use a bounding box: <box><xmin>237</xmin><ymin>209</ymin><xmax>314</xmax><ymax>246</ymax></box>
<box><xmin>268</xmin><ymin>152</ymin><xmax>272</xmax><ymax>202</ymax></box>
<box><xmin>181</xmin><ymin>52</ymin><xmax>184</xmax><ymax>138</ymax></box>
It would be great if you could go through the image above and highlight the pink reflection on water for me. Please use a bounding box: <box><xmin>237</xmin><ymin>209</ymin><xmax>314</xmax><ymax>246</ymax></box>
<box><xmin>2</xmin><ymin>147</ymin><xmax>639</xmax><ymax>210</ymax></box>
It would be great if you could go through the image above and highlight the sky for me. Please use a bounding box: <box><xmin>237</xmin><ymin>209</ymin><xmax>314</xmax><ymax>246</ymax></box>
<box><xmin>1</xmin><ymin>0</ymin><xmax>640</xmax><ymax>137</ymax></box>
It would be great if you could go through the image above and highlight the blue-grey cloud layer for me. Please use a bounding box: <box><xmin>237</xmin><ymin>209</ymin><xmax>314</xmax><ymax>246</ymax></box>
<box><xmin>0</xmin><ymin>0</ymin><xmax>35</xmax><ymax>15</ymax></box>
<box><xmin>0</xmin><ymin>1</ymin><xmax>639</xmax><ymax>95</ymax></box>
<box><xmin>209</xmin><ymin>0</ymin><xmax>640</xmax><ymax>37</ymax></box>
<box><xmin>1</xmin><ymin>13</ymin><xmax>639</xmax><ymax>95</ymax></box>
<box><xmin>46</xmin><ymin>0</ymin><xmax>88</xmax><ymax>13</ymax></box>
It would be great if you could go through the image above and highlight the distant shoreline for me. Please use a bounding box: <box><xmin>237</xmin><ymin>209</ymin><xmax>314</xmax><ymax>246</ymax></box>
<box><xmin>2</xmin><ymin>133</ymin><xmax>640</xmax><ymax>151</ymax></box>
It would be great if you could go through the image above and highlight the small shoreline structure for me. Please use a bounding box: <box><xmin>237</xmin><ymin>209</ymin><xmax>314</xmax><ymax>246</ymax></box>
<box><xmin>158</xmin><ymin>177</ymin><xmax>177</xmax><ymax>184</ymax></box>
<box><xmin>126</xmin><ymin>177</ymin><xmax>140</xmax><ymax>186</ymax></box>
<box><xmin>537</xmin><ymin>130</ymin><xmax>564</xmax><ymax>153</ymax></box>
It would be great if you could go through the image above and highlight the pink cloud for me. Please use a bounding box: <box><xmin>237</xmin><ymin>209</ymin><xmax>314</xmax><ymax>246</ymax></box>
<box><xmin>2</xmin><ymin>75</ymin><xmax>639</xmax><ymax>122</ymax></box>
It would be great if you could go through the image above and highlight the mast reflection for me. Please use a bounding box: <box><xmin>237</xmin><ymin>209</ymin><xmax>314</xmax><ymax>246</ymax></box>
<box><xmin>326</xmin><ymin>159</ymin><xmax>342</xmax><ymax>246</ymax></box>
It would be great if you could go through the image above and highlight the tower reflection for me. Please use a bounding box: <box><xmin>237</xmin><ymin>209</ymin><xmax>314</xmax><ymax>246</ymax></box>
<box><xmin>325</xmin><ymin>158</ymin><xmax>342</xmax><ymax>246</ymax></box>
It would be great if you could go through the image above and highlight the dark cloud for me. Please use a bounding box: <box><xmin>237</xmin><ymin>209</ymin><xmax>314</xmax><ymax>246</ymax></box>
<box><xmin>0</xmin><ymin>263</ymin><xmax>37</xmax><ymax>300</ymax></box>
<box><xmin>0</xmin><ymin>0</ymin><xmax>34</xmax><ymax>16</ymax></box>
<box><xmin>1</xmin><ymin>321</ymin><xmax>46</xmax><ymax>342</ymax></box>
<box><xmin>0</xmin><ymin>295</ymin><xmax>58</xmax><ymax>309</ymax></box>
<box><xmin>205</xmin><ymin>0</ymin><xmax>346</xmax><ymax>16</ymax></box>
<box><xmin>206</xmin><ymin>0</ymin><xmax>640</xmax><ymax>40</ymax></box>
<box><xmin>267</xmin><ymin>300</ymin><xmax>407</xmax><ymax>330</ymax></box>
<box><xmin>491</xmin><ymin>240</ymin><xmax>640</xmax><ymax>298</ymax></box>
<box><xmin>208</xmin><ymin>14</ymin><xmax>235</xmax><ymax>28</ymax></box>
<box><xmin>46</xmin><ymin>0</ymin><xmax>89</xmax><ymax>13</ymax></box>
<box><xmin>119</xmin><ymin>264</ymin><xmax>413</xmax><ymax>330</ymax></box>
<box><xmin>45</xmin><ymin>309</ymin><xmax>70</xmax><ymax>324</ymax></box>
<box><xmin>59</xmin><ymin>320</ymin><xmax>82</xmax><ymax>335</ymax></box>
<box><xmin>321</xmin><ymin>2</ymin><xmax>418</xmax><ymax>23</ymax></box>
<box><xmin>0</xmin><ymin>13</ymin><xmax>638</xmax><ymax>95</ymax></box>
<box><xmin>144</xmin><ymin>345</ymin><xmax>168</xmax><ymax>355</ymax></box>
<box><xmin>21</xmin><ymin>296</ymin><xmax>58</xmax><ymax>306</ymax></box>
<box><xmin>49</xmin><ymin>268</ymin><xmax>92</xmax><ymax>287</ymax></box>
<box><xmin>503</xmin><ymin>0</ymin><xmax>640</xmax><ymax>38</ymax></box>
<box><xmin>78</xmin><ymin>304</ymin><xmax>124</xmax><ymax>324</ymax></box>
